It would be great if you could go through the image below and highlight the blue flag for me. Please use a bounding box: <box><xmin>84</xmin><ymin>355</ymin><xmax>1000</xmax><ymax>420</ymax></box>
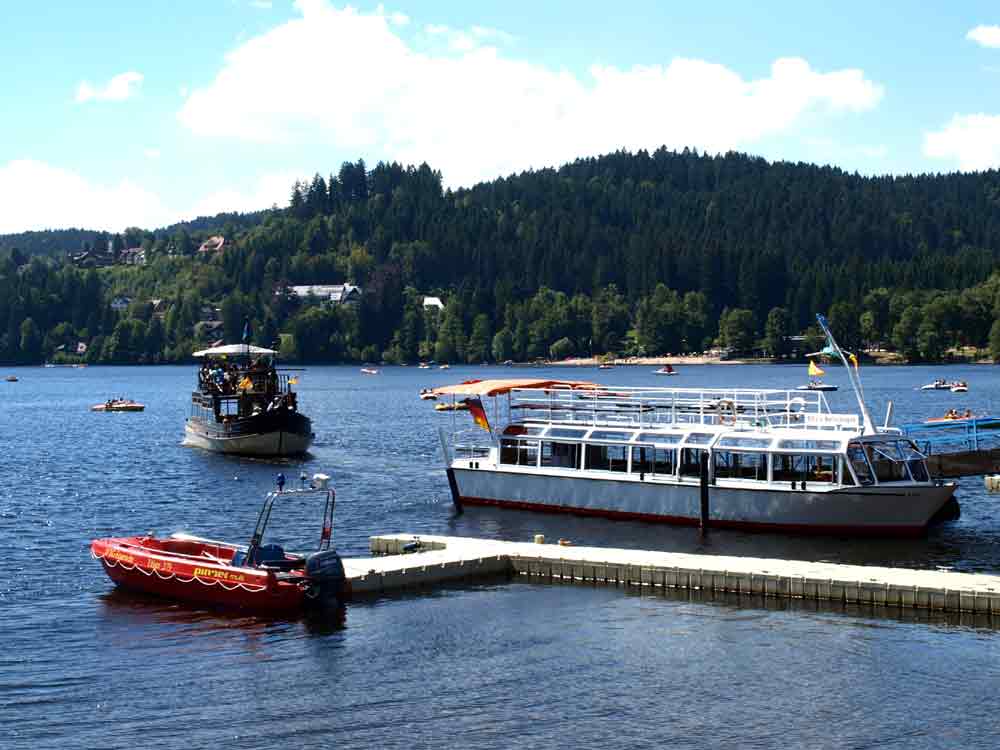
<box><xmin>242</xmin><ymin>318</ymin><xmax>251</xmax><ymax>344</ymax></box>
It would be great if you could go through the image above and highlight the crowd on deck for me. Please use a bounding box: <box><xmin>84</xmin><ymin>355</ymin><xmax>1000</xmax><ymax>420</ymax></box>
<box><xmin>198</xmin><ymin>357</ymin><xmax>278</xmax><ymax>396</ymax></box>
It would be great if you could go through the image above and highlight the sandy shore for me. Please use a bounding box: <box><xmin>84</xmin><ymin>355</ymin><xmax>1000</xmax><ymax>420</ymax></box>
<box><xmin>549</xmin><ymin>355</ymin><xmax>731</xmax><ymax>366</ymax></box>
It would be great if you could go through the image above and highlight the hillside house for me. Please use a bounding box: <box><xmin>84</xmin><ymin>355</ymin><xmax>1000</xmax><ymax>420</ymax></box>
<box><xmin>288</xmin><ymin>284</ymin><xmax>362</xmax><ymax>306</ymax></box>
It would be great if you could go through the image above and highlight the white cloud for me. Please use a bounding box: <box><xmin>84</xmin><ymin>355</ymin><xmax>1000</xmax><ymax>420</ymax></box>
<box><xmin>424</xmin><ymin>23</ymin><xmax>448</xmax><ymax>35</ymax></box>
<box><xmin>143</xmin><ymin>148</ymin><xmax>162</xmax><ymax>159</ymax></box>
<box><xmin>186</xmin><ymin>171</ymin><xmax>304</xmax><ymax>217</ymax></box>
<box><xmin>75</xmin><ymin>71</ymin><xmax>143</xmax><ymax>103</ymax></box>
<box><xmin>179</xmin><ymin>85</ymin><xmax>189</xmax><ymax>98</ymax></box>
<box><xmin>374</xmin><ymin>4</ymin><xmax>408</xmax><ymax>25</ymax></box>
<box><xmin>251</xmin><ymin>0</ymin><xmax>273</xmax><ymax>8</ymax></box>
<box><xmin>967</xmin><ymin>25</ymin><xmax>1000</xmax><ymax>48</ymax></box>
<box><xmin>0</xmin><ymin>160</ymin><xmax>170</xmax><ymax>232</ymax></box>
<box><xmin>0</xmin><ymin>160</ymin><xmax>296</xmax><ymax>232</ymax></box>
<box><xmin>177</xmin><ymin>0</ymin><xmax>883</xmax><ymax>187</ymax></box>
<box><xmin>924</xmin><ymin>114</ymin><xmax>1000</xmax><ymax>170</ymax></box>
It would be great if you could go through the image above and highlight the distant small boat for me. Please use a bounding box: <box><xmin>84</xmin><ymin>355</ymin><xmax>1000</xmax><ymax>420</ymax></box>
<box><xmin>920</xmin><ymin>379</ymin><xmax>952</xmax><ymax>391</ymax></box>
<box><xmin>654</xmin><ymin>364</ymin><xmax>676</xmax><ymax>375</ymax></box>
<box><xmin>950</xmin><ymin>381</ymin><xmax>968</xmax><ymax>393</ymax></box>
<box><xmin>92</xmin><ymin>399</ymin><xmax>145</xmax><ymax>412</ymax></box>
<box><xmin>5</xmin><ymin>375</ymin><xmax>18</xmax><ymax>382</ymax></box>
<box><xmin>418</xmin><ymin>363</ymin><xmax>431</xmax><ymax>369</ymax></box>
<box><xmin>439</xmin><ymin>364</ymin><xmax>450</xmax><ymax>370</ymax></box>
<box><xmin>435</xmin><ymin>401</ymin><xmax>469</xmax><ymax>411</ymax></box>
<box><xmin>73</xmin><ymin>364</ymin><xmax>87</xmax><ymax>368</ymax></box>
<box><xmin>598</xmin><ymin>363</ymin><xmax>614</xmax><ymax>370</ymax></box>
<box><xmin>419</xmin><ymin>389</ymin><xmax>437</xmax><ymax>400</ymax></box>
<box><xmin>797</xmin><ymin>380</ymin><xmax>838</xmax><ymax>392</ymax></box>
<box><xmin>503</xmin><ymin>360</ymin><xmax>514</xmax><ymax>367</ymax></box>
<box><xmin>360</xmin><ymin>367</ymin><xmax>379</xmax><ymax>375</ymax></box>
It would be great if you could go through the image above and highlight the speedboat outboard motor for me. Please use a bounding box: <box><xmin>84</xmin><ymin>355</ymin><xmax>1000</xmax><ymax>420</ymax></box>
<box><xmin>305</xmin><ymin>549</ymin><xmax>347</xmax><ymax>600</ymax></box>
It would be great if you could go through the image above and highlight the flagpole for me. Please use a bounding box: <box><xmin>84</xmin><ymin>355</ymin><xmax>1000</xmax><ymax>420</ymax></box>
<box><xmin>816</xmin><ymin>314</ymin><xmax>875</xmax><ymax>434</ymax></box>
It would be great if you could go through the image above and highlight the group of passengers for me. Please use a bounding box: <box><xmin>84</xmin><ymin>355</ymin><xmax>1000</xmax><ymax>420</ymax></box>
<box><xmin>943</xmin><ymin>408</ymin><xmax>974</xmax><ymax>420</ymax></box>
<box><xmin>199</xmin><ymin>357</ymin><xmax>276</xmax><ymax>396</ymax></box>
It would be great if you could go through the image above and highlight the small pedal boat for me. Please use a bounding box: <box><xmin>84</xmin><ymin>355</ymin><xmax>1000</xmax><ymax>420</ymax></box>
<box><xmin>92</xmin><ymin>399</ymin><xmax>145</xmax><ymax>412</ymax></box>
<box><xmin>91</xmin><ymin>475</ymin><xmax>346</xmax><ymax>612</ymax></box>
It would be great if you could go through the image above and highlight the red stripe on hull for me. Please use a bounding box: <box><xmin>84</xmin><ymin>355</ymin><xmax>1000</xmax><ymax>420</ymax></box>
<box><xmin>457</xmin><ymin>495</ymin><xmax>927</xmax><ymax>538</ymax></box>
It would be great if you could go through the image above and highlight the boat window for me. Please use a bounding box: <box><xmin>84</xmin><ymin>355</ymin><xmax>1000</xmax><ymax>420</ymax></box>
<box><xmin>714</xmin><ymin>451</ymin><xmax>769</xmax><ymax>481</ymax></box>
<box><xmin>773</xmin><ymin>454</ymin><xmax>836</xmax><ymax>484</ymax></box>
<box><xmin>547</xmin><ymin>427</ymin><xmax>588</xmax><ymax>439</ymax></box>
<box><xmin>499</xmin><ymin>439</ymin><xmax>539</xmax><ymax>467</ymax></box>
<box><xmin>839</xmin><ymin>457</ymin><xmax>857</xmax><ymax>486</ymax></box>
<box><xmin>540</xmin><ymin>441</ymin><xmax>581</xmax><ymax>470</ymax></box>
<box><xmin>502</xmin><ymin>424</ymin><xmax>545</xmax><ymax>437</ymax></box>
<box><xmin>865</xmin><ymin>442</ymin><xmax>910</xmax><ymax>483</ymax></box>
<box><xmin>778</xmin><ymin>439</ymin><xmax>841</xmax><ymax>451</ymax></box>
<box><xmin>846</xmin><ymin>443</ymin><xmax>874</xmax><ymax>485</ymax></box>
<box><xmin>637</xmin><ymin>432</ymin><xmax>682</xmax><ymax>445</ymax></box>
<box><xmin>684</xmin><ymin>433</ymin><xmax>715</xmax><ymax>445</ymax></box>
<box><xmin>631</xmin><ymin>446</ymin><xmax>676</xmax><ymax>476</ymax></box>
<box><xmin>717</xmin><ymin>436</ymin><xmax>772</xmax><ymax>449</ymax></box>
<box><xmin>585</xmin><ymin>443</ymin><xmax>628</xmax><ymax>472</ymax></box>
<box><xmin>679</xmin><ymin>448</ymin><xmax>706</xmax><ymax>478</ymax></box>
<box><xmin>588</xmin><ymin>430</ymin><xmax>635</xmax><ymax>442</ymax></box>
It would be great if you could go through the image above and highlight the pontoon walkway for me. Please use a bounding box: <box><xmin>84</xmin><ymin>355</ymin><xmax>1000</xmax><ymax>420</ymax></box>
<box><xmin>344</xmin><ymin>534</ymin><xmax>1000</xmax><ymax>615</ymax></box>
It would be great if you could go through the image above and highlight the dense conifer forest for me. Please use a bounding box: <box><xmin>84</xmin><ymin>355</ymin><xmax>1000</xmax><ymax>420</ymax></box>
<box><xmin>3</xmin><ymin>147</ymin><xmax>1000</xmax><ymax>365</ymax></box>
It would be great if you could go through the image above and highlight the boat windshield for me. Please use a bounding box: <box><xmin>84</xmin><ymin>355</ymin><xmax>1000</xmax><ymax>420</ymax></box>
<box><xmin>899</xmin><ymin>440</ymin><xmax>930</xmax><ymax>482</ymax></box>
<box><xmin>846</xmin><ymin>442</ymin><xmax>875</xmax><ymax>485</ymax></box>
<box><xmin>864</xmin><ymin>441</ymin><xmax>912</xmax><ymax>483</ymax></box>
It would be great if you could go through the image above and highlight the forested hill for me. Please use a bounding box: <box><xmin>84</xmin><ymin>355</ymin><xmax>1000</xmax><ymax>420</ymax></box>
<box><xmin>0</xmin><ymin>211</ymin><xmax>267</xmax><ymax>259</ymax></box>
<box><xmin>4</xmin><ymin>147</ymin><xmax>1000</xmax><ymax>366</ymax></box>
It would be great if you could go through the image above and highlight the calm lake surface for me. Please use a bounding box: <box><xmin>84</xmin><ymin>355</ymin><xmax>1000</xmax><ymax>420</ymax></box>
<box><xmin>3</xmin><ymin>363</ymin><xmax>1000</xmax><ymax>749</ymax></box>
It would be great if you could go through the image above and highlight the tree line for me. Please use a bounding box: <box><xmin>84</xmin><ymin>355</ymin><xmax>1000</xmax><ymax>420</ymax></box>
<box><xmin>3</xmin><ymin>148</ymin><xmax>1000</xmax><ymax>365</ymax></box>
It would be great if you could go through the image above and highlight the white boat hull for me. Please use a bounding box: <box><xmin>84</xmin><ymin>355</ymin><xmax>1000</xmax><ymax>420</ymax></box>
<box><xmin>449</xmin><ymin>466</ymin><xmax>955</xmax><ymax>536</ymax></box>
<box><xmin>183</xmin><ymin>421</ymin><xmax>312</xmax><ymax>456</ymax></box>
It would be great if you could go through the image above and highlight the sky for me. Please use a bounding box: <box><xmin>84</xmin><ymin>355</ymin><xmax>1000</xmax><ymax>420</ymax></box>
<box><xmin>3</xmin><ymin>0</ymin><xmax>1000</xmax><ymax>233</ymax></box>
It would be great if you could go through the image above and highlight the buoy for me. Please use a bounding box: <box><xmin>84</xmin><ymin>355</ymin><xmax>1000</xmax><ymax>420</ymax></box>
<box><xmin>558</xmin><ymin>538</ymin><xmax>572</xmax><ymax>546</ymax></box>
<box><xmin>534</xmin><ymin>534</ymin><xmax>545</xmax><ymax>544</ymax></box>
<box><xmin>985</xmin><ymin>475</ymin><xmax>1000</xmax><ymax>492</ymax></box>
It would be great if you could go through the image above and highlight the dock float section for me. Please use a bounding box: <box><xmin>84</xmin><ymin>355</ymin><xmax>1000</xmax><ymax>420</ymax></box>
<box><xmin>342</xmin><ymin>534</ymin><xmax>1000</xmax><ymax>614</ymax></box>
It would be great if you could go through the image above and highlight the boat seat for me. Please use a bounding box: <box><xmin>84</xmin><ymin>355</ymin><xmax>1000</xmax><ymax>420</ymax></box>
<box><xmin>256</xmin><ymin>544</ymin><xmax>286</xmax><ymax>564</ymax></box>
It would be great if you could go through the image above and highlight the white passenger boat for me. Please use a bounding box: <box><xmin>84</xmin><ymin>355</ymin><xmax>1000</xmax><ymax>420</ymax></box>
<box><xmin>432</xmin><ymin>316</ymin><xmax>956</xmax><ymax>537</ymax></box>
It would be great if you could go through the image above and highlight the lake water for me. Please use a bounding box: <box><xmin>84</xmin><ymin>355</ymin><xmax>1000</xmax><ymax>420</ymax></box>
<box><xmin>3</xmin><ymin>363</ymin><xmax>1000</xmax><ymax>749</ymax></box>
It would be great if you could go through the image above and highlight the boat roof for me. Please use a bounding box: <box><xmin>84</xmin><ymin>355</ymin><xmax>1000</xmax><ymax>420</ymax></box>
<box><xmin>193</xmin><ymin>344</ymin><xmax>278</xmax><ymax>358</ymax></box>
<box><xmin>433</xmin><ymin>378</ymin><xmax>599</xmax><ymax>397</ymax></box>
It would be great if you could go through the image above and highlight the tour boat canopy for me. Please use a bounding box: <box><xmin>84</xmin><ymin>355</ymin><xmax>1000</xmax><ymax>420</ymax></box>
<box><xmin>193</xmin><ymin>344</ymin><xmax>278</xmax><ymax>358</ymax></box>
<box><xmin>433</xmin><ymin>378</ymin><xmax>599</xmax><ymax>398</ymax></box>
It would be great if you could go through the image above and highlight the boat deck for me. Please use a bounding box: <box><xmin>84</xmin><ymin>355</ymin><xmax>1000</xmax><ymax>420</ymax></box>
<box><xmin>344</xmin><ymin>534</ymin><xmax>1000</xmax><ymax>615</ymax></box>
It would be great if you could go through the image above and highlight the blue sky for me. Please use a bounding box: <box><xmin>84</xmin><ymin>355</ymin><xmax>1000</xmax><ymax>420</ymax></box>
<box><xmin>3</xmin><ymin>0</ymin><xmax>1000</xmax><ymax>232</ymax></box>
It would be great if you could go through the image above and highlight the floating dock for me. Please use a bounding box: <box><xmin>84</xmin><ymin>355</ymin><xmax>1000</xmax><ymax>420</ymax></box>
<box><xmin>343</xmin><ymin>534</ymin><xmax>1000</xmax><ymax>614</ymax></box>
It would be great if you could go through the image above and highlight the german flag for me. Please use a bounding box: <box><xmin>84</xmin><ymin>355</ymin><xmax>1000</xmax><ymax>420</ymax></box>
<box><xmin>465</xmin><ymin>397</ymin><xmax>491</xmax><ymax>432</ymax></box>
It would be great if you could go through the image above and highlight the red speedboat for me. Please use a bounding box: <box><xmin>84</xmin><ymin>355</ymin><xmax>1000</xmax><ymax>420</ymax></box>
<box><xmin>91</xmin><ymin>475</ymin><xmax>347</xmax><ymax>612</ymax></box>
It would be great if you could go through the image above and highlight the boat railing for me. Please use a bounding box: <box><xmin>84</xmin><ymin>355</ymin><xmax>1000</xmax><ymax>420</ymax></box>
<box><xmin>898</xmin><ymin>416</ymin><xmax>1000</xmax><ymax>455</ymax></box>
<box><xmin>450</xmin><ymin>427</ymin><xmax>494</xmax><ymax>460</ymax></box>
<box><xmin>503</xmin><ymin>386</ymin><xmax>857</xmax><ymax>431</ymax></box>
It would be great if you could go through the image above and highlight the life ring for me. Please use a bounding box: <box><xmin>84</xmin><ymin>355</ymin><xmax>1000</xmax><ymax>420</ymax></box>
<box><xmin>717</xmin><ymin>399</ymin><xmax>736</xmax><ymax>426</ymax></box>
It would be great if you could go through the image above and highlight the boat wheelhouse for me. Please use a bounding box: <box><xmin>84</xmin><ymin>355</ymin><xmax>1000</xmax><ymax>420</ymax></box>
<box><xmin>432</xmin><ymin>380</ymin><xmax>956</xmax><ymax>537</ymax></box>
<box><xmin>183</xmin><ymin>344</ymin><xmax>313</xmax><ymax>457</ymax></box>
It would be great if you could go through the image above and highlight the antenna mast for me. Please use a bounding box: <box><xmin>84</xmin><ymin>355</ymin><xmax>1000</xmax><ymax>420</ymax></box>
<box><xmin>815</xmin><ymin>313</ymin><xmax>875</xmax><ymax>435</ymax></box>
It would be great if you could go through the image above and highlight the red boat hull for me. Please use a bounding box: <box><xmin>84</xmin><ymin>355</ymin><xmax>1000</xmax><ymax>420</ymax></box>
<box><xmin>91</xmin><ymin>537</ymin><xmax>307</xmax><ymax>612</ymax></box>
